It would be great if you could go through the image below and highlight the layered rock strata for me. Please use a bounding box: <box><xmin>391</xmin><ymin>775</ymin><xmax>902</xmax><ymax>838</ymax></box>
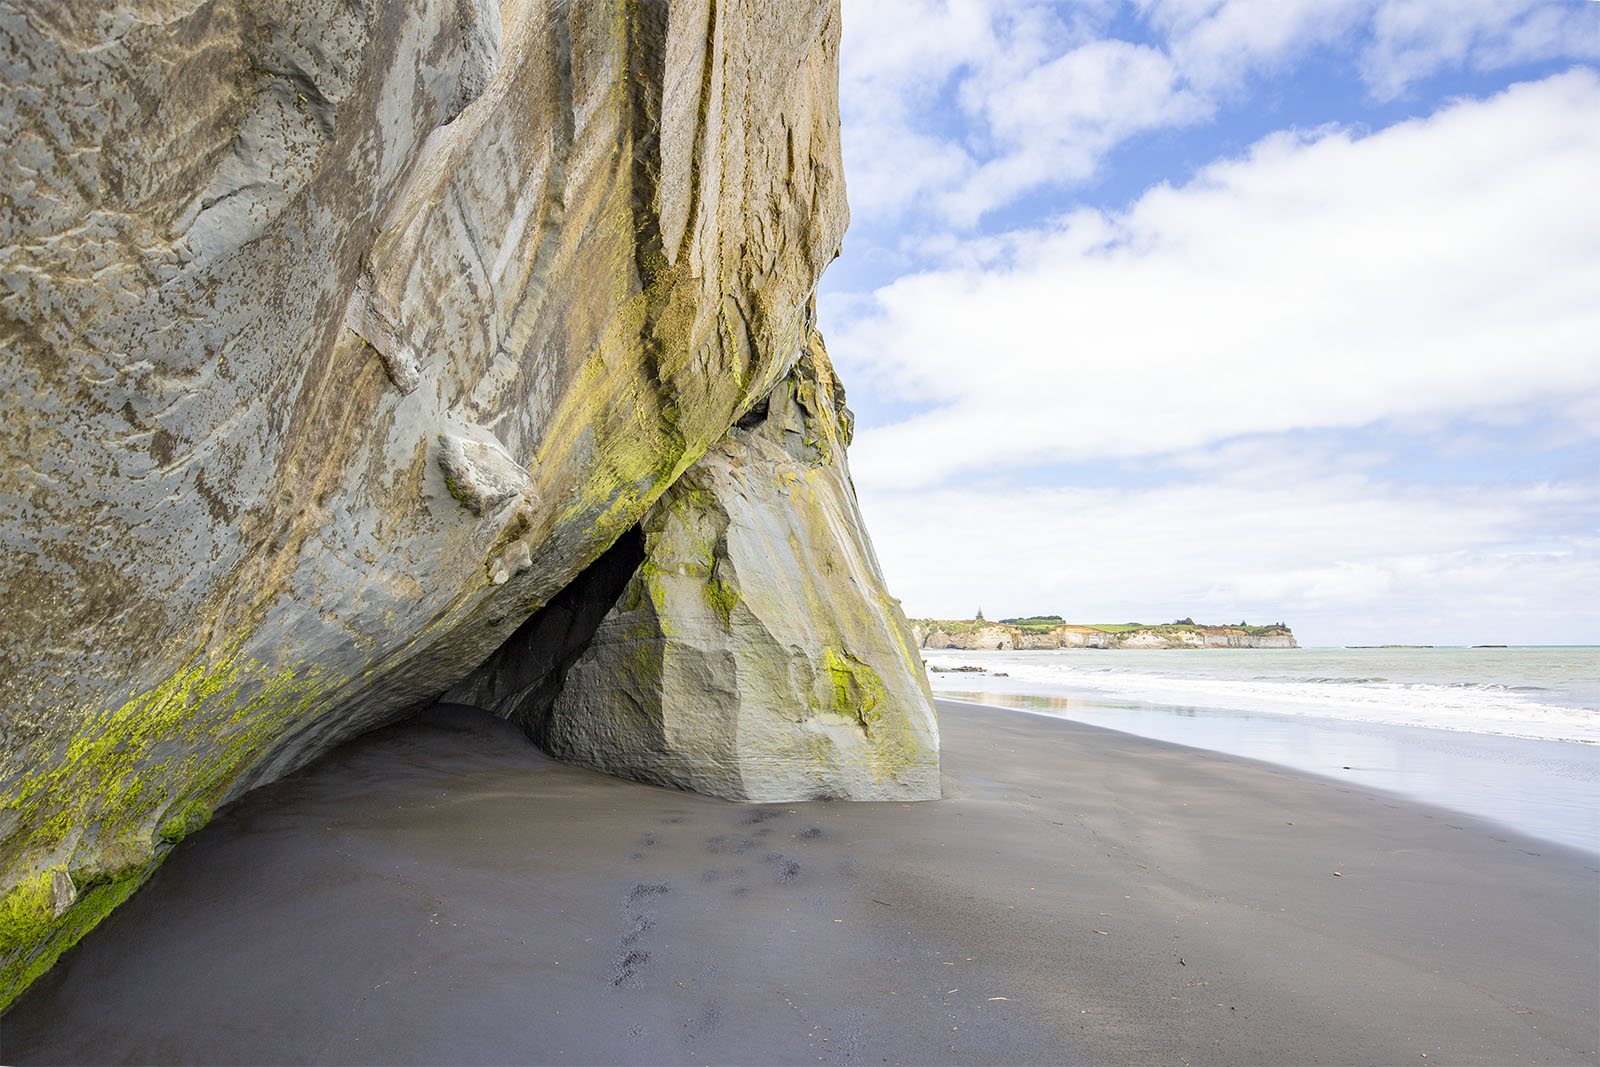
<box><xmin>0</xmin><ymin>0</ymin><xmax>922</xmax><ymax>1007</ymax></box>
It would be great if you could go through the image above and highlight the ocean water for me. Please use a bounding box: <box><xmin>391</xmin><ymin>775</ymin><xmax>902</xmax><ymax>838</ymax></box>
<box><xmin>924</xmin><ymin>646</ymin><xmax>1600</xmax><ymax>853</ymax></box>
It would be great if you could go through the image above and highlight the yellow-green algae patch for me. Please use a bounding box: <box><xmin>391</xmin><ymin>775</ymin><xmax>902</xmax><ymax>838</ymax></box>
<box><xmin>821</xmin><ymin>647</ymin><xmax>887</xmax><ymax>732</ymax></box>
<box><xmin>703</xmin><ymin>575</ymin><xmax>738</xmax><ymax>625</ymax></box>
<box><xmin>0</xmin><ymin>866</ymin><xmax>148</xmax><ymax>1011</ymax></box>
<box><xmin>0</xmin><ymin>871</ymin><xmax>54</xmax><ymax>958</ymax></box>
<box><xmin>158</xmin><ymin>801</ymin><xmax>213</xmax><ymax>844</ymax></box>
<box><xmin>819</xmin><ymin>647</ymin><xmax>921</xmax><ymax>782</ymax></box>
<box><xmin>0</xmin><ymin>653</ymin><xmax>337</xmax><ymax>1009</ymax></box>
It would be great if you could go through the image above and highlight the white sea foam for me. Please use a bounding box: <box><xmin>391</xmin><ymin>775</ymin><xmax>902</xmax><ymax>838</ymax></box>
<box><xmin>923</xmin><ymin>646</ymin><xmax>1600</xmax><ymax>745</ymax></box>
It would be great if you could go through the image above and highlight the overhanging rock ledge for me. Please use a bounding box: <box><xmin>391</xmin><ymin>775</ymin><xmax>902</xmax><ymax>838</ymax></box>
<box><xmin>0</xmin><ymin>0</ymin><xmax>935</xmax><ymax>1008</ymax></box>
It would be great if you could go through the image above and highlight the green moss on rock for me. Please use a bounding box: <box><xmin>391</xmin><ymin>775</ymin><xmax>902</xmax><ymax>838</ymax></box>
<box><xmin>535</xmin><ymin>334</ymin><xmax>940</xmax><ymax>802</ymax></box>
<box><xmin>157</xmin><ymin>801</ymin><xmax>213</xmax><ymax>845</ymax></box>
<box><xmin>821</xmin><ymin>646</ymin><xmax>886</xmax><ymax>732</ymax></box>
<box><xmin>1</xmin><ymin>868</ymin><xmax>148</xmax><ymax>1009</ymax></box>
<box><xmin>0</xmin><ymin>872</ymin><xmax>54</xmax><ymax>956</ymax></box>
<box><xmin>0</xmin><ymin>653</ymin><xmax>336</xmax><ymax>1008</ymax></box>
<box><xmin>2</xmin><ymin>656</ymin><xmax>329</xmax><ymax>875</ymax></box>
<box><xmin>704</xmin><ymin>575</ymin><xmax>738</xmax><ymax>624</ymax></box>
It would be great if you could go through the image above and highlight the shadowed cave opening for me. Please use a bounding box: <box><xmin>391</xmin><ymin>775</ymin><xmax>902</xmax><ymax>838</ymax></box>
<box><xmin>439</xmin><ymin>524</ymin><xmax>646</xmax><ymax>752</ymax></box>
<box><xmin>734</xmin><ymin>396</ymin><xmax>769</xmax><ymax>430</ymax></box>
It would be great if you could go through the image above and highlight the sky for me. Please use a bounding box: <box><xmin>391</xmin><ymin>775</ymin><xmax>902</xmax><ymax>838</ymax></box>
<box><xmin>817</xmin><ymin>0</ymin><xmax>1600</xmax><ymax>647</ymax></box>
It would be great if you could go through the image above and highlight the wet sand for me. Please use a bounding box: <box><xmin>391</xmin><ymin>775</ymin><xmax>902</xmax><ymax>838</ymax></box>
<box><xmin>5</xmin><ymin>699</ymin><xmax>1596</xmax><ymax>1065</ymax></box>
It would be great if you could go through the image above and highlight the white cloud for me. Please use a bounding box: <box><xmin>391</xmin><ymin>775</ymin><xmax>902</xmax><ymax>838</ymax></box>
<box><xmin>839</xmin><ymin>0</ymin><xmax>1182</xmax><ymax>224</ymax></box>
<box><xmin>829</xmin><ymin>70</ymin><xmax>1600</xmax><ymax>489</ymax></box>
<box><xmin>838</xmin><ymin>0</ymin><xmax>1600</xmax><ymax>226</ymax></box>
<box><xmin>836</xmin><ymin>0</ymin><xmax>1006</xmax><ymax>221</ymax></box>
<box><xmin>941</xmin><ymin>39</ymin><xmax>1208</xmax><ymax>224</ymax></box>
<box><xmin>1363</xmin><ymin>0</ymin><xmax>1600</xmax><ymax>99</ymax></box>
<box><xmin>827</xmin><ymin>4</ymin><xmax>1600</xmax><ymax>646</ymax></box>
<box><xmin>1128</xmin><ymin>0</ymin><xmax>1600</xmax><ymax>101</ymax></box>
<box><xmin>1137</xmin><ymin>0</ymin><xmax>1372</xmax><ymax>92</ymax></box>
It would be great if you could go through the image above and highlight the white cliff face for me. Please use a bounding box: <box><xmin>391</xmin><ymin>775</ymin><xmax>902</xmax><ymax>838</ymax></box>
<box><xmin>1</xmin><ymin>0</ymin><xmax>877</xmax><ymax>1005</ymax></box>
<box><xmin>1118</xmin><ymin>630</ymin><xmax>1201</xmax><ymax>649</ymax></box>
<box><xmin>922</xmin><ymin>627</ymin><xmax>1016</xmax><ymax>651</ymax></box>
<box><xmin>523</xmin><ymin>336</ymin><xmax>940</xmax><ymax>802</ymax></box>
<box><xmin>1203</xmin><ymin>632</ymin><xmax>1298</xmax><ymax>648</ymax></box>
<box><xmin>1014</xmin><ymin>633</ymin><xmax>1059</xmax><ymax>650</ymax></box>
<box><xmin>1058</xmin><ymin>630</ymin><xmax>1114</xmax><ymax>649</ymax></box>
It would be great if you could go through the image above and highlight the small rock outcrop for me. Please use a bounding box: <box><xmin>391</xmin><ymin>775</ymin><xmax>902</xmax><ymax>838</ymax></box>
<box><xmin>436</xmin><ymin>431</ymin><xmax>535</xmax><ymax>517</ymax></box>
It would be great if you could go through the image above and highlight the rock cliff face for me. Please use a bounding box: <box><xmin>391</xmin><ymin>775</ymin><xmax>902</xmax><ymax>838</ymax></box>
<box><xmin>0</xmin><ymin>0</ymin><xmax>928</xmax><ymax>1007</ymax></box>
<box><xmin>921</xmin><ymin>625</ymin><xmax>1016</xmax><ymax>651</ymax></box>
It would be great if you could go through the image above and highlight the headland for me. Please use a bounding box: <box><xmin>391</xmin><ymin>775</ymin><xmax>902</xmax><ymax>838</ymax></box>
<box><xmin>912</xmin><ymin>617</ymin><xmax>1298</xmax><ymax>650</ymax></box>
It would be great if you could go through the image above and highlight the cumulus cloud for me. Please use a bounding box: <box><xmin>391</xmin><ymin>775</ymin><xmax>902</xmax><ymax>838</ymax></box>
<box><xmin>1135</xmin><ymin>0</ymin><xmax>1373</xmax><ymax>92</ymax></box>
<box><xmin>838</xmin><ymin>0</ymin><xmax>1091</xmax><ymax>221</ymax></box>
<box><xmin>830</xmin><ymin>70</ymin><xmax>1600</xmax><ymax>489</ymax></box>
<box><xmin>839</xmin><ymin>0</ymin><xmax>1600</xmax><ymax>225</ymax></box>
<box><xmin>1361</xmin><ymin>0</ymin><xmax>1600</xmax><ymax>99</ymax></box>
<box><xmin>941</xmin><ymin>39</ymin><xmax>1209</xmax><ymax>224</ymax></box>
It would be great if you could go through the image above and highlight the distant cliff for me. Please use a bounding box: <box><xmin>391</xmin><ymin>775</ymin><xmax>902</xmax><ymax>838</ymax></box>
<box><xmin>911</xmin><ymin>619</ymin><xmax>1298</xmax><ymax>650</ymax></box>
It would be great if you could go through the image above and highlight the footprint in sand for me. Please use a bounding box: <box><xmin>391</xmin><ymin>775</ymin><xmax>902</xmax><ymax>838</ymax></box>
<box><xmin>706</xmin><ymin>834</ymin><xmax>759</xmax><ymax>855</ymax></box>
<box><xmin>610</xmin><ymin>881</ymin><xmax>671</xmax><ymax>988</ymax></box>
<box><xmin>609</xmin><ymin>948</ymin><xmax>650</xmax><ymax>988</ymax></box>
<box><xmin>765</xmin><ymin>850</ymin><xmax>803</xmax><ymax>884</ymax></box>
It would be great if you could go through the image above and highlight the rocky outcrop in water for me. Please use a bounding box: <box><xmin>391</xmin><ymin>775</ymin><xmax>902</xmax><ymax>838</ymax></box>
<box><xmin>0</xmin><ymin>0</ymin><xmax>930</xmax><ymax>1007</ymax></box>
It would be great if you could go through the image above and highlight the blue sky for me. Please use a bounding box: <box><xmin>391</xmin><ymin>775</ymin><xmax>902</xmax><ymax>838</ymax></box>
<box><xmin>817</xmin><ymin>0</ymin><xmax>1600</xmax><ymax>647</ymax></box>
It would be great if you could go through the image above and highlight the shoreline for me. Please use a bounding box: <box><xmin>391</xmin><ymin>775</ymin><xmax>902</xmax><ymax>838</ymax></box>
<box><xmin>931</xmin><ymin>690</ymin><xmax>1600</xmax><ymax>855</ymax></box>
<box><xmin>6</xmin><ymin>700</ymin><xmax>1596</xmax><ymax>1065</ymax></box>
<box><xmin>917</xmin><ymin>646</ymin><xmax>1600</xmax><ymax>744</ymax></box>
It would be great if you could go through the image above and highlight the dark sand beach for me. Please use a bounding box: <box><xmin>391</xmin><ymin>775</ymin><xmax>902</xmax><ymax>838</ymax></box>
<box><xmin>5</xmin><ymin>699</ymin><xmax>1595</xmax><ymax>1065</ymax></box>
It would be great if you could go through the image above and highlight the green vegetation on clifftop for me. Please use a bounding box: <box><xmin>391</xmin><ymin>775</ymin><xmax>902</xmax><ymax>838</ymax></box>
<box><xmin>911</xmin><ymin>616</ymin><xmax>1297</xmax><ymax>649</ymax></box>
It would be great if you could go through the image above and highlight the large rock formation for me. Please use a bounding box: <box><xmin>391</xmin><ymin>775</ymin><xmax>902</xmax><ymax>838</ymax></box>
<box><xmin>473</xmin><ymin>333</ymin><xmax>939</xmax><ymax>801</ymax></box>
<box><xmin>0</xmin><ymin>0</ymin><xmax>931</xmax><ymax>1007</ymax></box>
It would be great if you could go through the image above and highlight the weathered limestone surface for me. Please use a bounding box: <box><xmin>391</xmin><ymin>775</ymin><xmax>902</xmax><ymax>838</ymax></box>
<box><xmin>920</xmin><ymin>625</ymin><xmax>1017</xmax><ymax>651</ymax></box>
<box><xmin>454</xmin><ymin>334</ymin><xmax>940</xmax><ymax>801</ymax></box>
<box><xmin>1014</xmin><ymin>632</ymin><xmax>1059</xmax><ymax>650</ymax></box>
<box><xmin>1056</xmin><ymin>628</ymin><xmax>1114</xmax><ymax>649</ymax></box>
<box><xmin>0</xmin><ymin>0</ymin><xmax>859</xmax><ymax>1005</ymax></box>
